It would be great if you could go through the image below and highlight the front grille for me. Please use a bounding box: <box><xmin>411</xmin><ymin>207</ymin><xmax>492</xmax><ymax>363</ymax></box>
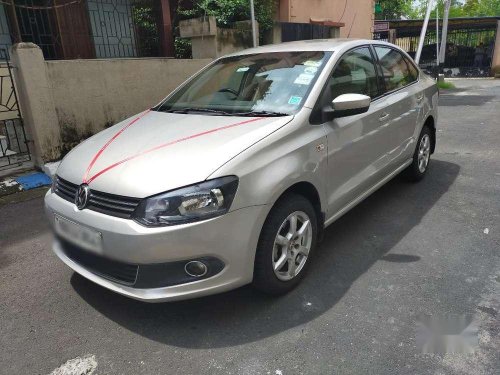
<box><xmin>54</xmin><ymin>176</ymin><xmax>141</xmax><ymax>219</ymax></box>
<box><xmin>54</xmin><ymin>176</ymin><xmax>78</xmax><ymax>201</ymax></box>
<box><xmin>87</xmin><ymin>190</ymin><xmax>141</xmax><ymax>219</ymax></box>
<box><xmin>59</xmin><ymin>237</ymin><xmax>139</xmax><ymax>286</ymax></box>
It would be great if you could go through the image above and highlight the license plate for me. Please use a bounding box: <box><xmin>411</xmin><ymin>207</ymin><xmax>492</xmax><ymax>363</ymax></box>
<box><xmin>54</xmin><ymin>215</ymin><xmax>102</xmax><ymax>252</ymax></box>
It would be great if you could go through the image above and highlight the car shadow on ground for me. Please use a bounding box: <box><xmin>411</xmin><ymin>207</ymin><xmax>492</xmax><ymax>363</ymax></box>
<box><xmin>71</xmin><ymin>159</ymin><xmax>460</xmax><ymax>348</ymax></box>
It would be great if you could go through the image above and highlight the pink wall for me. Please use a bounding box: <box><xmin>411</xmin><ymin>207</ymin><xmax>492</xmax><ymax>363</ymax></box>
<box><xmin>279</xmin><ymin>0</ymin><xmax>374</xmax><ymax>39</ymax></box>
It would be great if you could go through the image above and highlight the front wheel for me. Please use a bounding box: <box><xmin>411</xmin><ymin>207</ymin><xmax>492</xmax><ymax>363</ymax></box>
<box><xmin>402</xmin><ymin>125</ymin><xmax>432</xmax><ymax>182</ymax></box>
<box><xmin>253</xmin><ymin>194</ymin><xmax>317</xmax><ymax>295</ymax></box>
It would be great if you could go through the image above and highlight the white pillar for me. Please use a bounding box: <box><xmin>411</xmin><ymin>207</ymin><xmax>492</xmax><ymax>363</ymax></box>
<box><xmin>250</xmin><ymin>0</ymin><xmax>258</xmax><ymax>47</ymax></box>
<box><xmin>439</xmin><ymin>0</ymin><xmax>451</xmax><ymax>63</ymax></box>
<box><xmin>436</xmin><ymin>6</ymin><xmax>439</xmax><ymax>68</ymax></box>
<box><xmin>415</xmin><ymin>0</ymin><xmax>435</xmax><ymax>64</ymax></box>
<box><xmin>10</xmin><ymin>43</ymin><xmax>60</xmax><ymax>165</ymax></box>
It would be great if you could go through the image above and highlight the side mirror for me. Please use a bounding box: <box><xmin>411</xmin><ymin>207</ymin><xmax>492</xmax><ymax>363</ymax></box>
<box><xmin>322</xmin><ymin>93</ymin><xmax>371</xmax><ymax>120</ymax></box>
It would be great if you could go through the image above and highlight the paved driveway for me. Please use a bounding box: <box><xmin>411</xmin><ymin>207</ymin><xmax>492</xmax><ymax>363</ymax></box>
<box><xmin>1</xmin><ymin>79</ymin><xmax>499</xmax><ymax>375</ymax></box>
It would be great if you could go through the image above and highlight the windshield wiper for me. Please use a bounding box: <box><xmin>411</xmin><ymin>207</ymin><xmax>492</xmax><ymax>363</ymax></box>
<box><xmin>234</xmin><ymin>110</ymin><xmax>290</xmax><ymax>117</ymax></box>
<box><xmin>159</xmin><ymin>108</ymin><xmax>290</xmax><ymax>117</ymax></box>
<box><xmin>162</xmin><ymin>107</ymin><xmax>231</xmax><ymax>115</ymax></box>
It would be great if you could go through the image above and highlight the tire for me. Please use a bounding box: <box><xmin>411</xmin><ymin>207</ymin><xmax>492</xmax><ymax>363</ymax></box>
<box><xmin>402</xmin><ymin>125</ymin><xmax>432</xmax><ymax>182</ymax></box>
<box><xmin>253</xmin><ymin>193</ymin><xmax>318</xmax><ymax>295</ymax></box>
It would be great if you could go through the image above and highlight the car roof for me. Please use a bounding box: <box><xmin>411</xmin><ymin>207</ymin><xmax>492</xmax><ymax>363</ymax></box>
<box><xmin>225</xmin><ymin>38</ymin><xmax>394</xmax><ymax>57</ymax></box>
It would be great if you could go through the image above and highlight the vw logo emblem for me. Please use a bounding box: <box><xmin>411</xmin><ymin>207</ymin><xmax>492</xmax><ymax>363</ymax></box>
<box><xmin>75</xmin><ymin>184</ymin><xmax>90</xmax><ymax>210</ymax></box>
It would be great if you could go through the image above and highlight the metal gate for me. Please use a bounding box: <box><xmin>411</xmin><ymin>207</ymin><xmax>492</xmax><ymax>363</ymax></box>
<box><xmin>394</xmin><ymin>28</ymin><xmax>497</xmax><ymax>77</ymax></box>
<box><xmin>374</xmin><ymin>17</ymin><xmax>499</xmax><ymax>77</ymax></box>
<box><xmin>281</xmin><ymin>22</ymin><xmax>331</xmax><ymax>42</ymax></box>
<box><xmin>15</xmin><ymin>0</ymin><xmax>60</xmax><ymax>59</ymax></box>
<box><xmin>0</xmin><ymin>49</ymin><xmax>31</xmax><ymax>171</ymax></box>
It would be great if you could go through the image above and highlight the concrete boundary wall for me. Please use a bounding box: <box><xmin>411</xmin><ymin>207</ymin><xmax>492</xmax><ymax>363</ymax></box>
<box><xmin>10</xmin><ymin>43</ymin><xmax>212</xmax><ymax>166</ymax></box>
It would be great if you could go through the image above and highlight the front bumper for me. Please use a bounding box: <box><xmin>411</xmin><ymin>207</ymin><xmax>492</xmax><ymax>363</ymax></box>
<box><xmin>45</xmin><ymin>190</ymin><xmax>268</xmax><ymax>302</ymax></box>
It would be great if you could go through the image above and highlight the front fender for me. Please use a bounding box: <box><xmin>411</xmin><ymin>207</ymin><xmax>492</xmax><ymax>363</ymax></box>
<box><xmin>208</xmin><ymin>109</ymin><xmax>328</xmax><ymax>214</ymax></box>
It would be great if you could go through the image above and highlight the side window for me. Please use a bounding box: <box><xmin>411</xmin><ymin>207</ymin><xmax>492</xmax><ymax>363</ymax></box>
<box><xmin>375</xmin><ymin>46</ymin><xmax>414</xmax><ymax>92</ymax></box>
<box><xmin>328</xmin><ymin>47</ymin><xmax>379</xmax><ymax>100</ymax></box>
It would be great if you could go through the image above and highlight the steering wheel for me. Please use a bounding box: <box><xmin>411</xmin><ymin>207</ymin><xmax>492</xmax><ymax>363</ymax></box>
<box><xmin>218</xmin><ymin>88</ymin><xmax>238</xmax><ymax>97</ymax></box>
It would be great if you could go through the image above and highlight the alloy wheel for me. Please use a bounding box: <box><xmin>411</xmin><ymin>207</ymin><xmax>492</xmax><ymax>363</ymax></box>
<box><xmin>272</xmin><ymin>211</ymin><xmax>313</xmax><ymax>281</ymax></box>
<box><xmin>418</xmin><ymin>134</ymin><xmax>431</xmax><ymax>173</ymax></box>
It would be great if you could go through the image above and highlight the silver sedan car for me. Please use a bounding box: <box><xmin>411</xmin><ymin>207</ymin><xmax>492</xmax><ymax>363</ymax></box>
<box><xmin>45</xmin><ymin>39</ymin><xmax>438</xmax><ymax>302</ymax></box>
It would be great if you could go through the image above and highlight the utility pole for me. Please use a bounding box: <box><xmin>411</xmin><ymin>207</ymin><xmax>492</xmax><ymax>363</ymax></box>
<box><xmin>436</xmin><ymin>5</ymin><xmax>439</xmax><ymax>70</ymax></box>
<box><xmin>250</xmin><ymin>0</ymin><xmax>257</xmax><ymax>47</ymax></box>
<box><xmin>439</xmin><ymin>0</ymin><xmax>451</xmax><ymax>63</ymax></box>
<box><xmin>415</xmin><ymin>0</ymin><xmax>435</xmax><ymax>64</ymax></box>
<box><xmin>7</xmin><ymin>0</ymin><xmax>21</xmax><ymax>43</ymax></box>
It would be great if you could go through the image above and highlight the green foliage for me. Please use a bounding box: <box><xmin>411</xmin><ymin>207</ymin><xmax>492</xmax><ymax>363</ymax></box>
<box><xmin>375</xmin><ymin>0</ymin><xmax>415</xmax><ymax>20</ymax></box>
<box><xmin>132</xmin><ymin>6</ymin><xmax>157</xmax><ymax>31</ymax></box>
<box><xmin>132</xmin><ymin>5</ymin><xmax>160</xmax><ymax>56</ymax></box>
<box><xmin>461</xmin><ymin>0</ymin><xmax>500</xmax><ymax>16</ymax></box>
<box><xmin>437</xmin><ymin>80</ymin><xmax>456</xmax><ymax>89</ymax></box>
<box><xmin>178</xmin><ymin>0</ymin><xmax>276</xmax><ymax>31</ymax></box>
<box><xmin>411</xmin><ymin>0</ymin><xmax>500</xmax><ymax>19</ymax></box>
<box><xmin>174</xmin><ymin>37</ymin><xmax>192</xmax><ymax>59</ymax></box>
<box><xmin>376</xmin><ymin>0</ymin><xmax>500</xmax><ymax>20</ymax></box>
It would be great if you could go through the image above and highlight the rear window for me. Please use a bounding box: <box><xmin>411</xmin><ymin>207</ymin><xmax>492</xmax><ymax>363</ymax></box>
<box><xmin>375</xmin><ymin>46</ymin><xmax>415</xmax><ymax>92</ymax></box>
<box><xmin>404</xmin><ymin>56</ymin><xmax>419</xmax><ymax>82</ymax></box>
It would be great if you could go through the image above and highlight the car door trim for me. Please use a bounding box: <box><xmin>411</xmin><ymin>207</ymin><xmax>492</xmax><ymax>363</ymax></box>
<box><xmin>324</xmin><ymin>158</ymin><xmax>413</xmax><ymax>227</ymax></box>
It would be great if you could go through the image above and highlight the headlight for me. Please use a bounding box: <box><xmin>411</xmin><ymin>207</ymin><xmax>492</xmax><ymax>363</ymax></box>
<box><xmin>132</xmin><ymin>176</ymin><xmax>239</xmax><ymax>227</ymax></box>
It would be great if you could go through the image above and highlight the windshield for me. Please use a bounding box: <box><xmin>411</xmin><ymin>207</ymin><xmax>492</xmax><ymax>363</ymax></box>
<box><xmin>155</xmin><ymin>51</ymin><xmax>331</xmax><ymax>116</ymax></box>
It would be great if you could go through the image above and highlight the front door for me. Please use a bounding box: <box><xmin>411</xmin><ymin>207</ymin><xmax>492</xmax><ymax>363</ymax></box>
<box><xmin>318</xmin><ymin>47</ymin><xmax>395</xmax><ymax>217</ymax></box>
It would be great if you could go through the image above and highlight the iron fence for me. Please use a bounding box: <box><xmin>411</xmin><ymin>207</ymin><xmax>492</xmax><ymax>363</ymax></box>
<box><xmin>16</xmin><ymin>0</ymin><xmax>60</xmax><ymax>59</ymax></box>
<box><xmin>374</xmin><ymin>18</ymin><xmax>498</xmax><ymax>77</ymax></box>
<box><xmin>0</xmin><ymin>49</ymin><xmax>31</xmax><ymax>171</ymax></box>
<box><xmin>1</xmin><ymin>0</ymin><xmax>165</xmax><ymax>60</ymax></box>
<box><xmin>281</xmin><ymin>22</ymin><xmax>331</xmax><ymax>42</ymax></box>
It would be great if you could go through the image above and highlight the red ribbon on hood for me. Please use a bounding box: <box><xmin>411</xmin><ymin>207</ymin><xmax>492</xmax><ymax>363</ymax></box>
<box><xmin>82</xmin><ymin>111</ymin><xmax>265</xmax><ymax>185</ymax></box>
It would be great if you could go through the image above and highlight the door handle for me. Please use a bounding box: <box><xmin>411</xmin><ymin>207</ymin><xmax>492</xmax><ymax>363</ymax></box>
<box><xmin>416</xmin><ymin>94</ymin><xmax>424</xmax><ymax>103</ymax></box>
<box><xmin>379</xmin><ymin>113</ymin><xmax>390</xmax><ymax>122</ymax></box>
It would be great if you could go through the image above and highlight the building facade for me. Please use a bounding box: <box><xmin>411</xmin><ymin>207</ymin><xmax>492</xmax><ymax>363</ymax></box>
<box><xmin>0</xmin><ymin>0</ymin><xmax>175</xmax><ymax>59</ymax></box>
<box><xmin>278</xmin><ymin>0</ymin><xmax>375</xmax><ymax>39</ymax></box>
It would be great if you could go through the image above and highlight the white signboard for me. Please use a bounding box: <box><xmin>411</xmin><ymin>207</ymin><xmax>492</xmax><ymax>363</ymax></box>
<box><xmin>374</xmin><ymin>22</ymin><xmax>390</xmax><ymax>32</ymax></box>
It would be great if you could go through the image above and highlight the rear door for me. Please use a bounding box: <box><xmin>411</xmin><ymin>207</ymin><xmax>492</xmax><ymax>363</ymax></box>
<box><xmin>372</xmin><ymin>45</ymin><xmax>421</xmax><ymax>163</ymax></box>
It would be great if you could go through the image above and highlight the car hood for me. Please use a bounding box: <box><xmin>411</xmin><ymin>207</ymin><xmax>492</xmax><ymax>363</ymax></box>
<box><xmin>57</xmin><ymin>110</ymin><xmax>293</xmax><ymax>198</ymax></box>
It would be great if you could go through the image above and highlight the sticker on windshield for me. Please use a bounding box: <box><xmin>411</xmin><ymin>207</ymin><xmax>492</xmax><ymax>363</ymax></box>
<box><xmin>236</xmin><ymin>66</ymin><xmax>250</xmax><ymax>72</ymax></box>
<box><xmin>288</xmin><ymin>96</ymin><xmax>302</xmax><ymax>105</ymax></box>
<box><xmin>303</xmin><ymin>60</ymin><xmax>322</xmax><ymax>67</ymax></box>
<box><xmin>294</xmin><ymin>73</ymin><xmax>314</xmax><ymax>85</ymax></box>
<box><xmin>304</xmin><ymin>66</ymin><xmax>318</xmax><ymax>74</ymax></box>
